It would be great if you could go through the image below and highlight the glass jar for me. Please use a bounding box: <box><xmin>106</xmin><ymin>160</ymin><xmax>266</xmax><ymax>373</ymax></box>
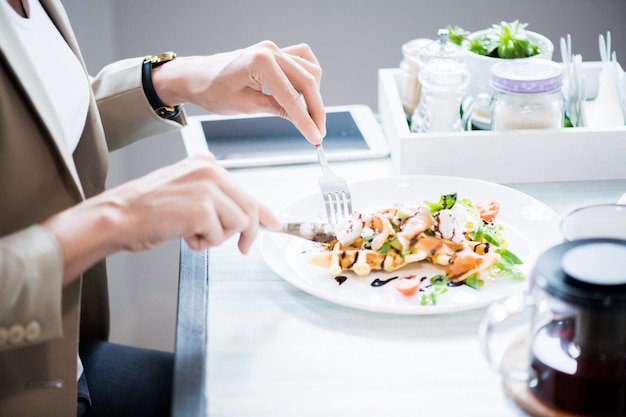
<box><xmin>410</xmin><ymin>29</ymin><xmax>470</xmax><ymax>133</ymax></box>
<box><xmin>399</xmin><ymin>38</ymin><xmax>432</xmax><ymax>117</ymax></box>
<box><xmin>490</xmin><ymin>59</ymin><xmax>564</xmax><ymax>131</ymax></box>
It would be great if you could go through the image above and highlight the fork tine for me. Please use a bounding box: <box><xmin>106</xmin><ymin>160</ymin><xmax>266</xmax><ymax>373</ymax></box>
<box><xmin>322</xmin><ymin>193</ymin><xmax>334</xmax><ymax>224</ymax></box>
<box><xmin>324</xmin><ymin>190</ymin><xmax>352</xmax><ymax>224</ymax></box>
<box><xmin>335</xmin><ymin>191</ymin><xmax>352</xmax><ymax>218</ymax></box>
<box><xmin>315</xmin><ymin>144</ymin><xmax>353</xmax><ymax>224</ymax></box>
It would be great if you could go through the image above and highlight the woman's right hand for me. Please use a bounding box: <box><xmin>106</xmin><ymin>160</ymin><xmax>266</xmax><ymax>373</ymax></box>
<box><xmin>152</xmin><ymin>41</ymin><xmax>326</xmax><ymax>145</ymax></box>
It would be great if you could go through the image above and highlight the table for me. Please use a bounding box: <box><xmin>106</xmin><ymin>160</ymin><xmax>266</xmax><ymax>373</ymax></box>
<box><xmin>172</xmin><ymin>157</ymin><xmax>626</xmax><ymax>417</ymax></box>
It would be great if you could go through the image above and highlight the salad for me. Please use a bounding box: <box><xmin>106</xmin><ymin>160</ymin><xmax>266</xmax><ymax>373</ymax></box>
<box><xmin>308</xmin><ymin>193</ymin><xmax>524</xmax><ymax>305</ymax></box>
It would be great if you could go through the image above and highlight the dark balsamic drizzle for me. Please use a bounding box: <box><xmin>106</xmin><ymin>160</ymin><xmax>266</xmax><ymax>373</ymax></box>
<box><xmin>371</xmin><ymin>276</ymin><xmax>399</xmax><ymax>287</ymax></box>
<box><xmin>335</xmin><ymin>276</ymin><xmax>348</xmax><ymax>285</ymax></box>
<box><xmin>418</xmin><ymin>276</ymin><xmax>428</xmax><ymax>292</ymax></box>
<box><xmin>346</xmin><ymin>251</ymin><xmax>359</xmax><ymax>269</ymax></box>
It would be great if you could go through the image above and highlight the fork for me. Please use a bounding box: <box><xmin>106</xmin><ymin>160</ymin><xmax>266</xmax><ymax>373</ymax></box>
<box><xmin>315</xmin><ymin>144</ymin><xmax>353</xmax><ymax>224</ymax></box>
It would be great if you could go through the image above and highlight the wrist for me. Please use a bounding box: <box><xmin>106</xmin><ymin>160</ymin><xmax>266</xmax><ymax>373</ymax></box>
<box><xmin>42</xmin><ymin>199</ymin><xmax>125</xmax><ymax>284</ymax></box>
<box><xmin>142</xmin><ymin>52</ymin><xmax>183</xmax><ymax>119</ymax></box>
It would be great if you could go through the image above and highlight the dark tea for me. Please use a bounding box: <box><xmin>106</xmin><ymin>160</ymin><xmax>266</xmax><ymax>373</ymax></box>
<box><xmin>530</xmin><ymin>318</ymin><xmax>626</xmax><ymax>416</ymax></box>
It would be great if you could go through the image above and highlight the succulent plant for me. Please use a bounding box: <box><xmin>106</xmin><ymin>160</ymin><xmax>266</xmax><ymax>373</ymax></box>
<box><xmin>447</xmin><ymin>21</ymin><xmax>542</xmax><ymax>59</ymax></box>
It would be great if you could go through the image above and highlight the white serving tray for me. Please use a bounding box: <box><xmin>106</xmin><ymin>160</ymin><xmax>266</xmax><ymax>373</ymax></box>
<box><xmin>378</xmin><ymin>67</ymin><xmax>626</xmax><ymax>183</ymax></box>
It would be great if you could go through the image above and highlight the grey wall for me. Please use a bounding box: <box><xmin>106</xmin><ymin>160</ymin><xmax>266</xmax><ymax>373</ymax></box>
<box><xmin>61</xmin><ymin>0</ymin><xmax>626</xmax><ymax>351</ymax></box>
<box><xmin>69</xmin><ymin>0</ymin><xmax>626</xmax><ymax>111</ymax></box>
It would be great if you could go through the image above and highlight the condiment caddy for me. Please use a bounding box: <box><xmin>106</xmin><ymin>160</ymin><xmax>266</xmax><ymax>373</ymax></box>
<box><xmin>378</xmin><ymin>64</ymin><xmax>626</xmax><ymax>183</ymax></box>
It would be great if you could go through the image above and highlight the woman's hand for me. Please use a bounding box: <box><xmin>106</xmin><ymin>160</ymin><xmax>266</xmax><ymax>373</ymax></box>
<box><xmin>42</xmin><ymin>153</ymin><xmax>281</xmax><ymax>284</ymax></box>
<box><xmin>152</xmin><ymin>41</ymin><xmax>326</xmax><ymax>145</ymax></box>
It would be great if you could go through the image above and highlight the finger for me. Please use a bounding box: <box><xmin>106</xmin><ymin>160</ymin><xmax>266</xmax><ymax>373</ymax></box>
<box><xmin>186</xmin><ymin>195</ymin><xmax>249</xmax><ymax>251</ymax></box>
<box><xmin>210</xmin><ymin>184</ymin><xmax>254</xmax><ymax>238</ymax></box>
<box><xmin>237</xmin><ymin>211</ymin><xmax>259</xmax><ymax>254</ymax></box>
<box><xmin>281</xmin><ymin>43</ymin><xmax>320</xmax><ymax>66</ymax></box>
<box><xmin>279</xmin><ymin>53</ymin><xmax>322</xmax><ymax>85</ymax></box>
<box><xmin>258</xmin><ymin>203</ymin><xmax>282</xmax><ymax>230</ymax></box>
<box><xmin>282</xmin><ymin>55</ymin><xmax>325</xmax><ymax>133</ymax></box>
<box><xmin>206</xmin><ymin>169</ymin><xmax>265</xmax><ymax>252</ymax></box>
<box><xmin>274</xmin><ymin>53</ymin><xmax>326</xmax><ymax>138</ymax></box>
<box><xmin>237</xmin><ymin>200</ymin><xmax>282</xmax><ymax>254</ymax></box>
<box><xmin>185</xmin><ymin>157</ymin><xmax>254</xmax><ymax>247</ymax></box>
<box><xmin>184</xmin><ymin>202</ymin><xmax>225</xmax><ymax>250</ymax></box>
<box><xmin>258</xmin><ymin>57</ymin><xmax>325</xmax><ymax>144</ymax></box>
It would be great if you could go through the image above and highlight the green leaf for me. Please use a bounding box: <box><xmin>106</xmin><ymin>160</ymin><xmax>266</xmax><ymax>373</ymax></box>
<box><xmin>430</xmin><ymin>292</ymin><xmax>438</xmax><ymax>305</ymax></box>
<box><xmin>470</xmin><ymin>224</ymin><xmax>502</xmax><ymax>246</ymax></box>
<box><xmin>496</xmin><ymin>248</ymin><xmax>523</xmax><ymax>266</ymax></box>
<box><xmin>469</xmin><ymin>37</ymin><xmax>492</xmax><ymax>56</ymax></box>
<box><xmin>469</xmin><ymin>227</ymin><xmax>484</xmax><ymax>241</ymax></box>
<box><xmin>426</xmin><ymin>193</ymin><xmax>458</xmax><ymax>213</ymax></box>
<box><xmin>491</xmin><ymin>262</ymin><xmax>526</xmax><ymax>281</ymax></box>
<box><xmin>419</xmin><ymin>274</ymin><xmax>451</xmax><ymax>306</ymax></box>
<box><xmin>378</xmin><ymin>241</ymin><xmax>391</xmax><ymax>253</ymax></box>
<box><xmin>389</xmin><ymin>237</ymin><xmax>403</xmax><ymax>251</ymax></box>
<box><xmin>481</xmin><ymin>221</ymin><xmax>504</xmax><ymax>246</ymax></box>
<box><xmin>468</xmin><ymin>20</ymin><xmax>542</xmax><ymax>59</ymax></box>
<box><xmin>489</xmin><ymin>248</ymin><xmax>526</xmax><ymax>281</ymax></box>
<box><xmin>460</xmin><ymin>198</ymin><xmax>477</xmax><ymax>212</ymax></box>
<box><xmin>482</xmin><ymin>231</ymin><xmax>501</xmax><ymax>246</ymax></box>
<box><xmin>446</xmin><ymin>25</ymin><xmax>469</xmax><ymax>46</ymax></box>
<box><xmin>430</xmin><ymin>274</ymin><xmax>449</xmax><ymax>287</ymax></box>
<box><xmin>464</xmin><ymin>274</ymin><xmax>484</xmax><ymax>290</ymax></box>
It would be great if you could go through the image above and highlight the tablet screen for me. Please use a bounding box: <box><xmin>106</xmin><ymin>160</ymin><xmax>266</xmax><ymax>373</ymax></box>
<box><xmin>201</xmin><ymin>111</ymin><xmax>370</xmax><ymax>161</ymax></box>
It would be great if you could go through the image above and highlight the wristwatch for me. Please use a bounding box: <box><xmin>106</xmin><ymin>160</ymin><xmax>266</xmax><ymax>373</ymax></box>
<box><xmin>142</xmin><ymin>52</ymin><xmax>183</xmax><ymax>120</ymax></box>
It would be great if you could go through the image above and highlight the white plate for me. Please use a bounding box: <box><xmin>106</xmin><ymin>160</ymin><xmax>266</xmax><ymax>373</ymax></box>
<box><xmin>260</xmin><ymin>175</ymin><xmax>562</xmax><ymax>314</ymax></box>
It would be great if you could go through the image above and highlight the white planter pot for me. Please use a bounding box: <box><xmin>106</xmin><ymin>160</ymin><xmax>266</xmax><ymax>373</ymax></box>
<box><xmin>463</xmin><ymin>29</ymin><xmax>554</xmax><ymax>126</ymax></box>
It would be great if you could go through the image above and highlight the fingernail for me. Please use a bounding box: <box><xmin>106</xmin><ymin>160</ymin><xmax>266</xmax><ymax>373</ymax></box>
<box><xmin>314</xmin><ymin>131</ymin><xmax>324</xmax><ymax>145</ymax></box>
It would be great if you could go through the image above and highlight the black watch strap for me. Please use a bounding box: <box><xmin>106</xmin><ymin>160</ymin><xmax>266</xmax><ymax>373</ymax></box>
<box><xmin>142</xmin><ymin>52</ymin><xmax>182</xmax><ymax>120</ymax></box>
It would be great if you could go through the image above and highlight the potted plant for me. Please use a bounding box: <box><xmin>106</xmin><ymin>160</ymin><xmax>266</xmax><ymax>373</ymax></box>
<box><xmin>448</xmin><ymin>21</ymin><xmax>554</xmax><ymax>127</ymax></box>
<box><xmin>449</xmin><ymin>21</ymin><xmax>551</xmax><ymax>59</ymax></box>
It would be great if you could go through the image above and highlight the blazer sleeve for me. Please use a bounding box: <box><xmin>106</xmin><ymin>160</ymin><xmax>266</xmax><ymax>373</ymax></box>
<box><xmin>91</xmin><ymin>57</ymin><xmax>187</xmax><ymax>152</ymax></box>
<box><xmin>0</xmin><ymin>226</ymin><xmax>64</xmax><ymax>351</ymax></box>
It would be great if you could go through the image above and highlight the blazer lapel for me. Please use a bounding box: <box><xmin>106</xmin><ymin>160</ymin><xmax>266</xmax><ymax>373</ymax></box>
<box><xmin>0</xmin><ymin>0</ymin><xmax>85</xmax><ymax>199</ymax></box>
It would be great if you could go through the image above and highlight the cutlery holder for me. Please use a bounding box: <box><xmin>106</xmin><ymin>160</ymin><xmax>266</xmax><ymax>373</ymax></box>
<box><xmin>378</xmin><ymin>66</ymin><xmax>626</xmax><ymax>183</ymax></box>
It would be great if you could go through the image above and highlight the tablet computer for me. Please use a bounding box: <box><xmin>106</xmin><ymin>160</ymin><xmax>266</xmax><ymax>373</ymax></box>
<box><xmin>181</xmin><ymin>105</ymin><xmax>389</xmax><ymax>168</ymax></box>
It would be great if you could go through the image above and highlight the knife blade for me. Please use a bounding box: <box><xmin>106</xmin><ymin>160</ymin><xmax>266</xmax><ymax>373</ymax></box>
<box><xmin>266</xmin><ymin>222</ymin><xmax>337</xmax><ymax>243</ymax></box>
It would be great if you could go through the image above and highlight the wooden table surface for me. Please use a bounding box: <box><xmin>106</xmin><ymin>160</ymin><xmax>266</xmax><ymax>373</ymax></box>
<box><xmin>172</xmin><ymin>157</ymin><xmax>626</xmax><ymax>417</ymax></box>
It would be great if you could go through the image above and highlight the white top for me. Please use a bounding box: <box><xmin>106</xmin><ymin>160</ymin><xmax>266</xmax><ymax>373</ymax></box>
<box><xmin>2</xmin><ymin>0</ymin><xmax>89</xmax><ymax>153</ymax></box>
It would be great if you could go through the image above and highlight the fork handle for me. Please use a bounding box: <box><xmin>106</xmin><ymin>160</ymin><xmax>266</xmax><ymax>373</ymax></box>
<box><xmin>315</xmin><ymin>144</ymin><xmax>330</xmax><ymax>173</ymax></box>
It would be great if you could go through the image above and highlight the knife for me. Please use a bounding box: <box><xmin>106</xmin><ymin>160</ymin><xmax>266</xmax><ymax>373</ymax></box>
<box><xmin>266</xmin><ymin>222</ymin><xmax>336</xmax><ymax>243</ymax></box>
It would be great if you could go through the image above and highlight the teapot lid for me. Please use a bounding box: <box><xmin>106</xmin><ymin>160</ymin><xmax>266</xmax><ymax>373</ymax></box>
<box><xmin>534</xmin><ymin>239</ymin><xmax>626</xmax><ymax>309</ymax></box>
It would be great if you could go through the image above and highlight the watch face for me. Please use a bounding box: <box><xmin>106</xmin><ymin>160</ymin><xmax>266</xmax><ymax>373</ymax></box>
<box><xmin>147</xmin><ymin>52</ymin><xmax>176</xmax><ymax>66</ymax></box>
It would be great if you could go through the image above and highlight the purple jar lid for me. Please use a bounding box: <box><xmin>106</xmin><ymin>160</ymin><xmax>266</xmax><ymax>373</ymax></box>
<box><xmin>490</xmin><ymin>59</ymin><xmax>563</xmax><ymax>94</ymax></box>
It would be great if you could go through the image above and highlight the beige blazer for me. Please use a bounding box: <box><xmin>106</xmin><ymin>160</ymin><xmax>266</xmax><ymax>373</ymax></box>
<box><xmin>0</xmin><ymin>1</ymin><xmax>186</xmax><ymax>415</ymax></box>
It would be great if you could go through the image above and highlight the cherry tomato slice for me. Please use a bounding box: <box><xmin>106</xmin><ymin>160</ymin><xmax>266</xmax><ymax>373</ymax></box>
<box><xmin>475</xmin><ymin>200</ymin><xmax>501</xmax><ymax>221</ymax></box>
<box><xmin>394</xmin><ymin>275</ymin><xmax>421</xmax><ymax>296</ymax></box>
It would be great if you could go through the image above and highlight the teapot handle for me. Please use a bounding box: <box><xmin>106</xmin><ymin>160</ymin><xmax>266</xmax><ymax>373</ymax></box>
<box><xmin>477</xmin><ymin>292</ymin><xmax>535</xmax><ymax>382</ymax></box>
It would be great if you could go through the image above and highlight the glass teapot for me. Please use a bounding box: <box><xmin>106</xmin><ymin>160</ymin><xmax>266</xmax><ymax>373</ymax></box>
<box><xmin>480</xmin><ymin>239</ymin><xmax>626</xmax><ymax>416</ymax></box>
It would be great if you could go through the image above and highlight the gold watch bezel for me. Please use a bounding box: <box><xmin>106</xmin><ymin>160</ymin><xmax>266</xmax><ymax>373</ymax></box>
<box><xmin>144</xmin><ymin>51</ymin><xmax>177</xmax><ymax>67</ymax></box>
